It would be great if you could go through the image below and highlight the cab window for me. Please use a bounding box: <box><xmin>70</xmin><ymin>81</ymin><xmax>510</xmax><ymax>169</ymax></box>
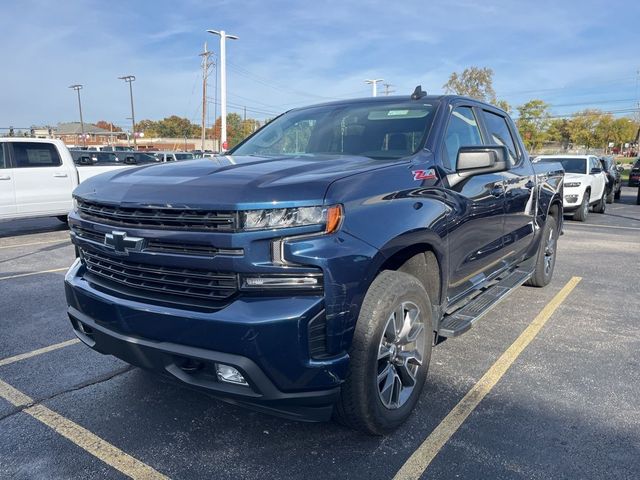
<box><xmin>0</xmin><ymin>145</ymin><xmax>6</xmax><ymax>168</ymax></box>
<box><xmin>481</xmin><ymin>110</ymin><xmax>520</xmax><ymax>166</ymax></box>
<box><xmin>13</xmin><ymin>142</ymin><xmax>62</xmax><ymax>168</ymax></box>
<box><xmin>443</xmin><ymin>107</ymin><xmax>483</xmax><ymax>169</ymax></box>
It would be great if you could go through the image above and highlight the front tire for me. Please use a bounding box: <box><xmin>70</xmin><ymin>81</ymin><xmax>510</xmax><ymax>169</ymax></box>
<box><xmin>335</xmin><ymin>270</ymin><xmax>432</xmax><ymax>435</ymax></box>
<box><xmin>526</xmin><ymin>215</ymin><xmax>558</xmax><ymax>288</ymax></box>
<box><xmin>573</xmin><ymin>192</ymin><xmax>589</xmax><ymax>222</ymax></box>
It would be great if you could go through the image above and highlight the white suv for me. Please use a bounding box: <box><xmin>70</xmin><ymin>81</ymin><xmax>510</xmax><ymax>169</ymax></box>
<box><xmin>535</xmin><ymin>155</ymin><xmax>607</xmax><ymax>221</ymax></box>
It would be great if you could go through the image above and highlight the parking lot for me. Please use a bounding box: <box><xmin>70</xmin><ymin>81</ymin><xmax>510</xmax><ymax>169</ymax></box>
<box><xmin>0</xmin><ymin>188</ymin><xmax>638</xmax><ymax>480</ymax></box>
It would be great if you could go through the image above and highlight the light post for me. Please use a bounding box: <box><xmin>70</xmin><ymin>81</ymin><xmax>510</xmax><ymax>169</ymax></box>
<box><xmin>118</xmin><ymin>75</ymin><xmax>137</xmax><ymax>150</ymax></box>
<box><xmin>69</xmin><ymin>84</ymin><xmax>85</xmax><ymax>146</ymax></box>
<box><xmin>365</xmin><ymin>79</ymin><xmax>383</xmax><ymax>97</ymax></box>
<box><xmin>207</xmin><ymin>29</ymin><xmax>238</xmax><ymax>151</ymax></box>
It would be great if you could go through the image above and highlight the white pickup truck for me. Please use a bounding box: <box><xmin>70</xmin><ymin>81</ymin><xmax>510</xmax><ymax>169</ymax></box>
<box><xmin>534</xmin><ymin>154</ymin><xmax>608</xmax><ymax>221</ymax></box>
<box><xmin>0</xmin><ymin>137</ymin><xmax>132</xmax><ymax>222</ymax></box>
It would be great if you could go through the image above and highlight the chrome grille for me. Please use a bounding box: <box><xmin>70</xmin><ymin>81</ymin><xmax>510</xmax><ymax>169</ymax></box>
<box><xmin>72</xmin><ymin>226</ymin><xmax>242</xmax><ymax>257</ymax></box>
<box><xmin>80</xmin><ymin>248</ymin><xmax>238</xmax><ymax>304</ymax></box>
<box><xmin>77</xmin><ymin>199</ymin><xmax>237</xmax><ymax>231</ymax></box>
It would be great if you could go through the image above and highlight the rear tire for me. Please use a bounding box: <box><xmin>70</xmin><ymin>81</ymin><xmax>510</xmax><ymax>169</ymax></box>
<box><xmin>605</xmin><ymin>191</ymin><xmax>614</xmax><ymax>204</ymax></box>
<box><xmin>614</xmin><ymin>187</ymin><xmax>621</xmax><ymax>200</ymax></box>
<box><xmin>593</xmin><ymin>191</ymin><xmax>606</xmax><ymax>213</ymax></box>
<box><xmin>573</xmin><ymin>192</ymin><xmax>589</xmax><ymax>222</ymax></box>
<box><xmin>526</xmin><ymin>215</ymin><xmax>558</xmax><ymax>288</ymax></box>
<box><xmin>335</xmin><ymin>270</ymin><xmax>432</xmax><ymax>435</ymax></box>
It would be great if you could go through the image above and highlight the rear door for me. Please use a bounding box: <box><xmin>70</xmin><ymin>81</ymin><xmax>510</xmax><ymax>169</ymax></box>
<box><xmin>589</xmin><ymin>156</ymin><xmax>606</xmax><ymax>200</ymax></box>
<box><xmin>11</xmin><ymin>142</ymin><xmax>74</xmax><ymax>215</ymax></box>
<box><xmin>480</xmin><ymin>109</ymin><xmax>536</xmax><ymax>262</ymax></box>
<box><xmin>442</xmin><ymin>105</ymin><xmax>506</xmax><ymax>303</ymax></box>
<box><xmin>0</xmin><ymin>143</ymin><xmax>17</xmax><ymax>216</ymax></box>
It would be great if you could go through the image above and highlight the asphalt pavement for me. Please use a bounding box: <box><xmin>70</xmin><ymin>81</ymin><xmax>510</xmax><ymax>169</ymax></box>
<box><xmin>0</xmin><ymin>187</ymin><xmax>638</xmax><ymax>479</ymax></box>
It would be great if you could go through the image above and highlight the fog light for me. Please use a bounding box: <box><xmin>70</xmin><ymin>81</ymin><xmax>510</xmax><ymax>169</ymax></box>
<box><xmin>216</xmin><ymin>364</ymin><xmax>248</xmax><ymax>385</ymax></box>
<box><xmin>565</xmin><ymin>195</ymin><xmax>579</xmax><ymax>203</ymax></box>
<box><xmin>244</xmin><ymin>276</ymin><xmax>319</xmax><ymax>288</ymax></box>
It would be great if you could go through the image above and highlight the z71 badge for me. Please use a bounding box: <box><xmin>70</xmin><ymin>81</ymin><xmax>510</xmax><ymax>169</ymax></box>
<box><xmin>412</xmin><ymin>169</ymin><xmax>437</xmax><ymax>181</ymax></box>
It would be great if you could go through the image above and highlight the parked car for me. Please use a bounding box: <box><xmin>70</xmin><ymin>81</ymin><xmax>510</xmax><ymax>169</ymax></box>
<box><xmin>628</xmin><ymin>158</ymin><xmax>640</xmax><ymax>187</ymax></box>
<box><xmin>154</xmin><ymin>151</ymin><xmax>195</xmax><ymax>162</ymax></box>
<box><xmin>65</xmin><ymin>92</ymin><xmax>564</xmax><ymax>435</ymax></box>
<box><xmin>535</xmin><ymin>155</ymin><xmax>607</xmax><ymax>221</ymax></box>
<box><xmin>0</xmin><ymin>138</ymin><xmax>139</xmax><ymax>222</ymax></box>
<box><xmin>599</xmin><ymin>156</ymin><xmax>623</xmax><ymax>203</ymax></box>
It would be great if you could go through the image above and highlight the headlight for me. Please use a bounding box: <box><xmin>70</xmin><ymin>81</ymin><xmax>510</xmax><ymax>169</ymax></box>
<box><xmin>241</xmin><ymin>205</ymin><xmax>342</xmax><ymax>232</ymax></box>
<box><xmin>564</xmin><ymin>182</ymin><xmax>581</xmax><ymax>188</ymax></box>
<box><xmin>72</xmin><ymin>197</ymin><xmax>79</xmax><ymax>213</ymax></box>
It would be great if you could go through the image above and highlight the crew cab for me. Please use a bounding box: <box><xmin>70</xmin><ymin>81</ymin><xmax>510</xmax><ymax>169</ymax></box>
<box><xmin>64</xmin><ymin>91</ymin><xmax>564</xmax><ymax>435</ymax></box>
<box><xmin>535</xmin><ymin>154</ymin><xmax>607</xmax><ymax>221</ymax></box>
<box><xmin>0</xmin><ymin>138</ymin><xmax>143</xmax><ymax>222</ymax></box>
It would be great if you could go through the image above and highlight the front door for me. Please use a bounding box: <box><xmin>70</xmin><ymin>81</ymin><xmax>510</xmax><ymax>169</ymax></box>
<box><xmin>480</xmin><ymin>109</ymin><xmax>536</xmax><ymax>262</ymax></box>
<box><xmin>0</xmin><ymin>144</ymin><xmax>17</xmax><ymax>217</ymax></box>
<box><xmin>442</xmin><ymin>106</ymin><xmax>506</xmax><ymax>303</ymax></box>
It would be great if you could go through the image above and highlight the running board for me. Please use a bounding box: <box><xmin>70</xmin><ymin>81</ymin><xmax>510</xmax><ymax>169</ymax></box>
<box><xmin>439</xmin><ymin>269</ymin><xmax>532</xmax><ymax>338</ymax></box>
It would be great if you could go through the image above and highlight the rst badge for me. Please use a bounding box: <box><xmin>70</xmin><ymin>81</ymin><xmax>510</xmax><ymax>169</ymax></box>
<box><xmin>412</xmin><ymin>169</ymin><xmax>437</xmax><ymax>181</ymax></box>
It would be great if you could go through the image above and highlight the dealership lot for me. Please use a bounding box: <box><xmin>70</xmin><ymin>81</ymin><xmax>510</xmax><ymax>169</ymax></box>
<box><xmin>1</xmin><ymin>189</ymin><xmax>638</xmax><ymax>479</ymax></box>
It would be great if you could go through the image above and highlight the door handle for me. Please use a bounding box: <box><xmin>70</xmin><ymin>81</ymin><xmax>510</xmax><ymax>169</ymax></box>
<box><xmin>490</xmin><ymin>185</ymin><xmax>504</xmax><ymax>197</ymax></box>
<box><xmin>0</xmin><ymin>175</ymin><xmax>11</xmax><ymax>180</ymax></box>
<box><xmin>53</xmin><ymin>173</ymin><xmax>68</xmax><ymax>178</ymax></box>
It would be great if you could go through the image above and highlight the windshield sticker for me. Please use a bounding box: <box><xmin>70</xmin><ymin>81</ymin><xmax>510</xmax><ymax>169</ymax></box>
<box><xmin>387</xmin><ymin>110</ymin><xmax>410</xmax><ymax>116</ymax></box>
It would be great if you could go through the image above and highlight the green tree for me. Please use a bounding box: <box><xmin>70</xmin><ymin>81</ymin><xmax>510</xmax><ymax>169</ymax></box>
<box><xmin>567</xmin><ymin>110</ymin><xmax>603</xmax><ymax>150</ymax></box>
<box><xmin>609</xmin><ymin>117</ymin><xmax>639</xmax><ymax>149</ymax></box>
<box><xmin>154</xmin><ymin>116</ymin><xmax>199</xmax><ymax>138</ymax></box>
<box><xmin>136</xmin><ymin>119</ymin><xmax>160</xmax><ymax>137</ymax></box>
<box><xmin>547</xmin><ymin>118</ymin><xmax>571</xmax><ymax>150</ymax></box>
<box><xmin>516</xmin><ymin>100</ymin><xmax>551</xmax><ymax>152</ymax></box>
<box><xmin>443</xmin><ymin>66</ymin><xmax>497</xmax><ymax>102</ymax></box>
<box><xmin>495</xmin><ymin>99</ymin><xmax>512</xmax><ymax>114</ymax></box>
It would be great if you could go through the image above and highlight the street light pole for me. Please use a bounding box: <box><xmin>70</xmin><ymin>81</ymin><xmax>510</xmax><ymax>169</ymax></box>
<box><xmin>364</xmin><ymin>79</ymin><xmax>383</xmax><ymax>97</ymax></box>
<box><xmin>69</xmin><ymin>84</ymin><xmax>85</xmax><ymax>146</ymax></box>
<box><xmin>207</xmin><ymin>29</ymin><xmax>238</xmax><ymax>152</ymax></box>
<box><xmin>118</xmin><ymin>75</ymin><xmax>137</xmax><ymax>150</ymax></box>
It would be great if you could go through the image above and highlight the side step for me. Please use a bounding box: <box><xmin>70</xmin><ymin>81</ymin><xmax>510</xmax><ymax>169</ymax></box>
<box><xmin>439</xmin><ymin>269</ymin><xmax>532</xmax><ymax>338</ymax></box>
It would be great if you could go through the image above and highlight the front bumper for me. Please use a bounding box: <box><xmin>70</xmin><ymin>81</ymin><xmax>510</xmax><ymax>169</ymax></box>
<box><xmin>64</xmin><ymin>260</ymin><xmax>348</xmax><ymax>421</ymax></box>
<box><xmin>562</xmin><ymin>187</ymin><xmax>585</xmax><ymax>211</ymax></box>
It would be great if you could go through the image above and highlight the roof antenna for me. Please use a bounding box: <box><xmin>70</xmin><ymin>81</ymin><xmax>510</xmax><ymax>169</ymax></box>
<box><xmin>411</xmin><ymin>85</ymin><xmax>427</xmax><ymax>100</ymax></box>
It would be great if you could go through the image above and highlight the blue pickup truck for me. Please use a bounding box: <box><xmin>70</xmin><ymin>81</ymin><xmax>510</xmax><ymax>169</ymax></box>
<box><xmin>64</xmin><ymin>89</ymin><xmax>564</xmax><ymax>434</ymax></box>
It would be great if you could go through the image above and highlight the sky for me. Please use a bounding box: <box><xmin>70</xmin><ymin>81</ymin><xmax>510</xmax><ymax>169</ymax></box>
<box><xmin>2</xmin><ymin>0</ymin><xmax>640</xmax><ymax>130</ymax></box>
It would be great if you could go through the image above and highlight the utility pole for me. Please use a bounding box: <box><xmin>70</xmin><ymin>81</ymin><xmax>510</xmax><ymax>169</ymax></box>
<box><xmin>365</xmin><ymin>79</ymin><xmax>383</xmax><ymax>97</ymax></box>
<box><xmin>118</xmin><ymin>75</ymin><xmax>137</xmax><ymax>150</ymax></box>
<box><xmin>207</xmin><ymin>29</ymin><xmax>239</xmax><ymax>151</ymax></box>
<box><xmin>199</xmin><ymin>42</ymin><xmax>213</xmax><ymax>151</ymax></box>
<box><xmin>69</xmin><ymin>84</ymin><xmax>85</xmax><ymax>146</ymax></box>
<box><xmin>383</xmin><ymin>83</ymin><xmax>395</xmax><ymax>96</ymax></box>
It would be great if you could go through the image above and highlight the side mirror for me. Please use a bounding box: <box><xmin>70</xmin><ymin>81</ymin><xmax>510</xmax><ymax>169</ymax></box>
<box><xmin>590</xmin><ymin>167</ymin><xmax>602</xmax><ymax>174</ymax></box>
<box><xmin>616</xmin><ymin>165</ymin><xmax>624</xmax><ymax>172</ymax></box>
<box><xmin>456</xmin><ymin>145</ymin><xmax>508</xmax><ymax>175</ymax></box>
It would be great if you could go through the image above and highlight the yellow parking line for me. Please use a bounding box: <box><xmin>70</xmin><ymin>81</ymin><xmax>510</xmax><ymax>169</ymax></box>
<box><xmin>0</xmin><ymin>239</ymin><xmax>68</xmax><ymax>250</ymax></box>
<box><xmin>393</xmin><ymin>276</ymin><xmax>582</xmax><ymax>480</ymax></box>
<box><xmin>0</xmin><ymin>339</ymin><xmax>80</xmax><ymax>368</ymax></box>
<box><xmin>0</xmin><ymin>378</ymin><xmax>169</xmax><ymax>479</ymax></box>
<box><xmin>0</xmin><ymin>267</ymin><xmax>68</xmax><ymax>281</ymax></box>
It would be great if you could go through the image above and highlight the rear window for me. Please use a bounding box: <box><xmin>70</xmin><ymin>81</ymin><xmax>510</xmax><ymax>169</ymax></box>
<box><xmin>13</xmin><ymin>142</ymin><xmax>62</xmax><ymax>168</ymax></box>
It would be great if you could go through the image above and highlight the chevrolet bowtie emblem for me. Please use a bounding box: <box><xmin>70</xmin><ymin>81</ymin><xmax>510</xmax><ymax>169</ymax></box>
<box><xmin>104</xmin><ymin>231</ymin><xmax>145</xmax><ymax>254</ymax></box>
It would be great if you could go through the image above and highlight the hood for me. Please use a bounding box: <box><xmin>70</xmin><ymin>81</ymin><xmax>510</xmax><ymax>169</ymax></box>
<box><xmin>74</xmin><ymin>154</ymin><xmax>400</xmax><ymax>209</ymax></box>
<box><xmin>564</xmin><ymin>172</ymin><xmax>589</xmax><ymax>183</ymax></box>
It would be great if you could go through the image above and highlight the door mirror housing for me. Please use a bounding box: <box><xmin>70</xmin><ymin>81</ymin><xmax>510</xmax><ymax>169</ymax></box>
<box><xmin>590</xmin><ymin>167</ymin><xmax>602</xmax><ymax>174</ymax></box>
<box><xmin>456</xmin><ymin>145</ymin><xmax>508</xmax><ymax>175</ymax></box>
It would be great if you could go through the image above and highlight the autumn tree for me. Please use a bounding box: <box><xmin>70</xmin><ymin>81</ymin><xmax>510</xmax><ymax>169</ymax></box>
<box><xmin>95</xmin><ymin>120</ymin><xmax>122</xmax><ymax>132</ymax></box>
<box><xmin>567</xmin><ymin>110</ymin><xmax>603</xmax><ymax>149</ymax></box>
<box><xmin>516</xmin><ymin>100</ymin><xmax>551</xmax><ymax>152</ymax></box>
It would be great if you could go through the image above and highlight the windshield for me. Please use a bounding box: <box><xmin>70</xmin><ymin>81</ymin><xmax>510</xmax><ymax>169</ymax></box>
<box><xmin>175</xmin><ymin>153</ymin><xmax>194</xmax><ymax>161</ymax></box>
<box><xmin>232</xmin><ymin>101</ymin><xmax>438</xmax><ymax>160</ymax></box>
<box><xmin>539</xmin><ymin>157</ymin><xmax>587</xmax><ymax>174</ymax></box>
